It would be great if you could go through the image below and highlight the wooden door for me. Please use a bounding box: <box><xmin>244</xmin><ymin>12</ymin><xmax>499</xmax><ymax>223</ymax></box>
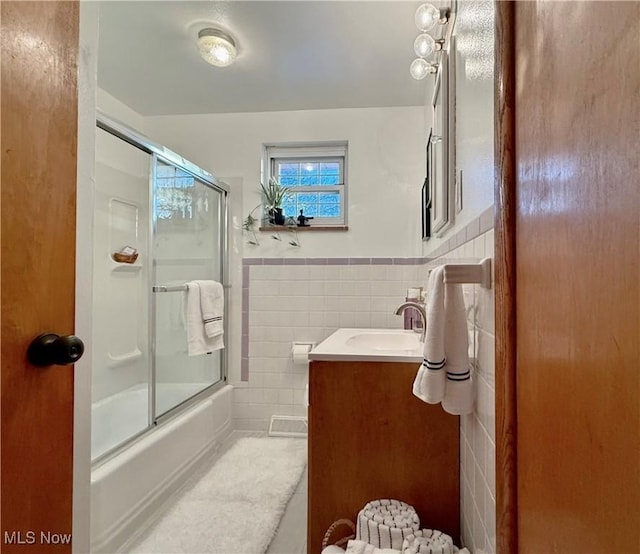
<box><xmin>513</xmin><ymin>2</ymin><xmax>640</xmax><ymax>552</ymax></box>
<box><xmin>1</xmin><ymin>2</ymin><xmax>79</xmax><ymax>552</ymax></box>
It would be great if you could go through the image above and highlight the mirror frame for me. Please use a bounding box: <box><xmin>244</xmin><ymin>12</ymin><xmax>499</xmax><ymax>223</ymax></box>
<box><xmin>429</xmin><ymin>42</ymin><xmax>456</xmax><ymax>236</ymax></box>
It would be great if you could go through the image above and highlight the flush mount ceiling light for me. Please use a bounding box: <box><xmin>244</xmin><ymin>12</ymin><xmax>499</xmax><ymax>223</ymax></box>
<box><xmin>197</xmin><ymin>28</ymin><xmax>237</xmax><ymax>67</ymax></box>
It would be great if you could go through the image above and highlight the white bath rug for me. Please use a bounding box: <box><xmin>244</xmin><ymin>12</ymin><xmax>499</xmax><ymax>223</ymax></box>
<box><xmin>128</xmin><ymin>437</ymin><xmax>307</xmax><ymax>554</ymax></box>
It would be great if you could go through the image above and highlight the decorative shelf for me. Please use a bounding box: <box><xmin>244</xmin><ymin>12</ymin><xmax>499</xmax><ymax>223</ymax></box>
<box><xmin>259</xmin><ymin>225</ymin><xmax>349</xmax><ymax>232</ymax></box>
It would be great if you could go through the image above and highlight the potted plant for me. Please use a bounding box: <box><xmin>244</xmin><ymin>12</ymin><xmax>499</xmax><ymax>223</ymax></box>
<box><xmin>260</xmin><ymin>177</ymin><xmax>292</xmax><ymax>226</ymax></box>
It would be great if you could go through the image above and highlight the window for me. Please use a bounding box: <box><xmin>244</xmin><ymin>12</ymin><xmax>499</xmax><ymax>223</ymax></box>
<box><xmin>264</xmin><ymin>143</ymin><xmax>348</xmax><ymax>226</ymax></box>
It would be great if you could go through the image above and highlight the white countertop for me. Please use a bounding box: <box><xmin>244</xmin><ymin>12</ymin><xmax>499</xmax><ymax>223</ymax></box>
<box><xmin>308</xmin><ymin>328</ymin><xmax>424</xmax><ymax>363</ymax></box>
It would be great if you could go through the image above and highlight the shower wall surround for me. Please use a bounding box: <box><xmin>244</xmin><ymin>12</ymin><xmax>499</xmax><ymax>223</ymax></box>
<box><xmin>92</xmin><ymin>128</ymin><xmax>150</xmax><ymax>405</ymax></box>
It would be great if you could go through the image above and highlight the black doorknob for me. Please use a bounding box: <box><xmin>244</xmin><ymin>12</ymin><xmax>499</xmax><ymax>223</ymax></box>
<box><xmin>27</xmin><ymin>333</ymin><xmax>85</xmax><ymax>367</ymax></box>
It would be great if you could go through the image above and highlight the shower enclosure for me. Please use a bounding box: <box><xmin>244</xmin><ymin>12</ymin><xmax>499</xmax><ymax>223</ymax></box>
<box><xmin>91</xmin><ymin>114</ymin><xmax>228</xmax><ymax>462</ymax></box>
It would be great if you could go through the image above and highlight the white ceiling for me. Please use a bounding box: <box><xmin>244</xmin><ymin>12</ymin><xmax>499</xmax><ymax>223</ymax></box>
<box><xmin>97</xmin><ymin>1</ymin><xmax>428</xmax><ymax>115</ymax></box>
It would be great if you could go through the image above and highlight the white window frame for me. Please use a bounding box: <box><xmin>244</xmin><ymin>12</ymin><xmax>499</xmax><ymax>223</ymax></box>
<box><xmin>262</xmin><ymin>142</ymin><xmax>348</xmax><ymax>226</ymax></box>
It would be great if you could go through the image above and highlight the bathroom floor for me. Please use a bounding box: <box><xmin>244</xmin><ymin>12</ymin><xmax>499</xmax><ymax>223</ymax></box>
<box><xmin>124</xmin><ymin>430</ymin><xmax>307</xmax><ymax>554</ymax></box>
<box><xmin>267</xmin><ymin>466</ymin><xmax>308</xmax><ymax>554</ymax></box>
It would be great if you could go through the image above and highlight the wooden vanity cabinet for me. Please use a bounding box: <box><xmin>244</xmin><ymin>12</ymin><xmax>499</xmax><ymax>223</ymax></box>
<box><xmin>307</xmin><ymin>360</ymin><xmax>460</xmax><ymax>554</ymax></box>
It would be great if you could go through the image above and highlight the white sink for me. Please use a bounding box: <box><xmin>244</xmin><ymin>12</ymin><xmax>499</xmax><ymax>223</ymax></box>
<box><xmin>346</xmin><ymin>331</ymin><xmax>422</xmax><ymax>351</ymax></box>
<box><xmin>309</xmin><ymin>328</ymin><xmax>423</xmax><ymax>363</ymax></box>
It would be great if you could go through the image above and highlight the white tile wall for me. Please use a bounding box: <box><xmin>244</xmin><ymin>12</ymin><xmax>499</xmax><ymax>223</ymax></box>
<box><xmin>426</xmin><ymin>229</ymin><xmax>496</xmax><ymax>553</ymax></box>
<box><xmin>234</xmin><ymin>261</ymin><xmax>424</xmax><ymax>431</ymax></box>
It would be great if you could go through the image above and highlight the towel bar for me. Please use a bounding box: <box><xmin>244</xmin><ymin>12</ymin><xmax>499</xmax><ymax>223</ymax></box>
<box><xmin>152</xmin><ymin>284</ymin><xmax>231</xmax><ymax>292</ymax></box>
<box><xmin>430</xmin><ymin>258</ymin><xmax>492</xmax><ymax>289</ymax></box>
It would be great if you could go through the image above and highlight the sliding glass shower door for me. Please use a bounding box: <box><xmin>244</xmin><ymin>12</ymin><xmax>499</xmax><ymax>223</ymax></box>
<box><xmin>152</xmin><ymin>157</ymin><xmax>226</xmax><ymax>418</ymax></box>
<box><xmin>91</xmin><ymin>115</ymin><xmax>228</xmax><ymax>462</ymax></box>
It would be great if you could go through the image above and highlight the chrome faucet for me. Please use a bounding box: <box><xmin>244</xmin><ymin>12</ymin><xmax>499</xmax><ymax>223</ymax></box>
<box><xmin>394</xmin><ymin>302</ymin><xmax>427</xmax><ymax>342</ymax></box>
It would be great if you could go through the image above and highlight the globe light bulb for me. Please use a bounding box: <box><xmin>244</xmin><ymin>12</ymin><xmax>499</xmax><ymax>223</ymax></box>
<box><xmin>414</xmin><ymin>33</ymin><xmax>436</xmax><ymax>58</ymax></box>
<box><xmin>414</xmin><ymin>3</ymin><xmax>441</xmax><ymax>31</ymax></box>
<box><xmin>410</xmin><ymin>58</ymin><xmax>436</xmax><ymax>80</ymax></box>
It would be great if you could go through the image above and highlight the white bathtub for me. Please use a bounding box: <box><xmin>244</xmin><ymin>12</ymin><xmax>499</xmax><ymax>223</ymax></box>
<box><xmin>90</xmin><ymin>384</ymin><xmax>233</xmax><ymax>553</ymax></box>
<box><xmin>92</xmin><ymin>382</ymin><xmax>220</xmax><ymax>459</ymax></box>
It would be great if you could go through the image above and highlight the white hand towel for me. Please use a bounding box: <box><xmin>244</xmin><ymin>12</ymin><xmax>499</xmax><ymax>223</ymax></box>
<box><xmin>186</xmin><ymin>282</ymin><xmax>224</xmax><ymax>356</ymax></box>
<box><xmin>441</xmin><ymin>281</ymin><xmax>473</xmax><ymax>415</ymax></box>
<box><xmin>193</xmin><ymin>280</ymin><xmax>224</xmax><ymax>338</ymax></box>
<box><xmin>413</xmin><ymin>266</ymin><xmax>446</xmax><ymax>403</ymax></box>
<box><xmin>345</xmin><ymin>540</ymin><xmax>400</xmax><ymax>554</ymax></box>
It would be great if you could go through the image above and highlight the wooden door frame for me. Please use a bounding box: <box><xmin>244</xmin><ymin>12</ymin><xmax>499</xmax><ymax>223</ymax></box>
<box><xmin>73</xmin><ymin>3</ymin><xmax>99</xmax><ymax>552</ymax></box>
<box><xmin>494</xmin><ymin>2</ymin><xmax>517</xmax><ymax>553</ymax></box>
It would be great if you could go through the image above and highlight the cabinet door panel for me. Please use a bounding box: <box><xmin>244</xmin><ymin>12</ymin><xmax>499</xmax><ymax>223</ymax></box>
<box><xmin>307</xmin><ymin>361</ymin><xmax>460</xmax><ymax>554</ymax></box>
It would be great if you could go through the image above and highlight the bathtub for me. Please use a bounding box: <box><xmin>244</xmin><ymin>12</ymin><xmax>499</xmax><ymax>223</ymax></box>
<box><xmin>90</xmin><ymin>384</ymin><xmax>233</xmax><ymax>553</ymax></box>
<box><xmin>92</xmin><ymin>382</ymin><xmax>222</xmax><ymax>459</ymax></box>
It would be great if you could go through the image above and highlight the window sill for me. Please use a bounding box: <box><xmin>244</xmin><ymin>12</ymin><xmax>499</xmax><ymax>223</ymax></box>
<box><xmin>259</xmin><ymin>225</ymin><xmax>349</xmax><ymax>232</ymax></box>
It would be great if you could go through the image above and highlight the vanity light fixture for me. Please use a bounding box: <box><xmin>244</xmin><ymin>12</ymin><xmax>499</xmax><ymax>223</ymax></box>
<box><xmin>197</xmin><ymin>28</ymin><xmax>237</xmax><ymax>67</ymax></box>
<box><xmin>410</xmin><ymin>3</ymin><xmax>451</xmax><ymax>80</ymax></box>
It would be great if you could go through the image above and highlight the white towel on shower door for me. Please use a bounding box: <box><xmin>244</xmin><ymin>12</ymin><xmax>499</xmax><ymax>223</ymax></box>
<box><xmin>186</xmin><ymin>281</ymin><xmax>224</xmax><ymax>356</ymax></box>
<box><xmin>193</xmin><ymin>280</ymin><xmax>224</xmax><ymax>338</ymax></box>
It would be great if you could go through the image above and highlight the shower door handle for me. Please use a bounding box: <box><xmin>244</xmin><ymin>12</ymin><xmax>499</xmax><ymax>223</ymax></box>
<box><xmin>27</xmin><ymin>333</ymin><xmax>85</xmax><ymax>367</ymax></box>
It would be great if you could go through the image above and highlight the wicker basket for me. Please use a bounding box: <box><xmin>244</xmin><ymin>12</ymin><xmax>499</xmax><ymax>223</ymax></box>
<box><xmin>112</xmin><ymin>252</ymin><xmax>139</xmax><ymax>264</ymax></box>
<box><xmin>322</xmin><ymin>519</ymin><xmax>356</xmax><ymax>550</ymax></box>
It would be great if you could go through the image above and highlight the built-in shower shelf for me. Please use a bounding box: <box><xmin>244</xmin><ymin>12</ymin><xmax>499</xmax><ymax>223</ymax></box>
<box><xmin>110</xmin><ymin>259</ymin><xmax>143</xmax><ymax>272</ymax></box>
<box><xmin>108</xmin><ymin>349</ymin><xmax>143</xmax><ymax>368</ymax></box>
